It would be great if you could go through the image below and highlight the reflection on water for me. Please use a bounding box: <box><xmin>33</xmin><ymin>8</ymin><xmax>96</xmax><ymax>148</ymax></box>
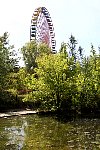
<box><xmin>5</xmin><ymin>119</ymin><xmax>27</xmax><ymax>149</ymax></box>
<box><xmin>0</xmin><ymin>117</ymin><xmax>27</xmax><ymax>150</ymax></box>
<box><xmin>0</xmin><ymin>115</ymin><xmax>100</xmax><ymax>149</ymax></box>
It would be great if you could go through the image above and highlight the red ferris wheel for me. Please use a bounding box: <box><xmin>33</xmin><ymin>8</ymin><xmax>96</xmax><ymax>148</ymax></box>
<box><xmin>30</xmin><ymin>7</ymin><xmax>56</xmax><ymax>53</ymax></box>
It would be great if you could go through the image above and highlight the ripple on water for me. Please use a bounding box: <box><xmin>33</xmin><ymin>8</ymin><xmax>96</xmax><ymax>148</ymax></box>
<box><xmin>0</xmin><ymin>115</ymin><xmax>100</xmax><ymax>149</ymax></box>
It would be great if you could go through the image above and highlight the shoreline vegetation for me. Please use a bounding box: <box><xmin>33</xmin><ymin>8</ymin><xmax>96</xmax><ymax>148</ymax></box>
<box><xmin>0</xmin><ymin>33</ymin><xmax>100</xmax><ymax>118</ymax></box>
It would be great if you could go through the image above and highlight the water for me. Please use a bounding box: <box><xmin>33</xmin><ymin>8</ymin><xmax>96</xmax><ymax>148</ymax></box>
<box><xmin>0</xmin><ymin>114</ymin><xmax>100</xmax><ymax>150</ymax></box>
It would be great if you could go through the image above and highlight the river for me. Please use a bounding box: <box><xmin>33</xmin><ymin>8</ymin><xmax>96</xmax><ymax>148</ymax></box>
<box><xmin>0</xmin><ymin>114</ymin><xmax>100</xmax><ymax>149</ymax></box>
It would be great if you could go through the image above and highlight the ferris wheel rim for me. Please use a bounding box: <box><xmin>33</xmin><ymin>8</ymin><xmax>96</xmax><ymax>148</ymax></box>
<box><xmin>30</xmin><ymin>7</ymin><xmax>56</xmax><ymax>53</ymax></box>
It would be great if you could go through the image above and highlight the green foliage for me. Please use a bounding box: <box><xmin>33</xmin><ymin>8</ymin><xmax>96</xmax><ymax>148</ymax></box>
<box><xmin>0</xmin><ymin>32</ymin><xmax>19</xmax><ymax>110</ymax></box>
<box><xmin>67</xmin><ymin>34</ymin><xmax>77</xmax><ymax>62</ymax></box>
<box><xmin>20</xmin><ymin>37</ymin><xmax>100</xmax><ymax>115</ymax></box>
<box><xmin>0</xmin><ymin>32</ymin><xmax>18</xmax><ymax>89</ymax></box>
<box><xmin>0</xmin><ymin>32</ymin><xmax>100</xmax><ymax>115</ymax></box>
<box><xmin>21</xmin><ymin>40</ymin><xmax>51</xmax><ymax>72</ymax></box>
<box><xmin>35</xmin><ymin>54</ymin><xmax>70</xmax><ymax>109</ymax></box>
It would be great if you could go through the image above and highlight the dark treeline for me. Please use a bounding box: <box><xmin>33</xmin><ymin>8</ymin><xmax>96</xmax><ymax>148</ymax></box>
<box><xmin>0</xmin><ymin>33</ymin><xmax>100</xmax><ymax>117</ymax></box>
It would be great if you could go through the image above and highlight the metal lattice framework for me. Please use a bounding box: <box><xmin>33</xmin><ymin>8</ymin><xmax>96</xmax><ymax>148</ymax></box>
<box><xmin>30</xmin><ymin>7</ymin><xmax>56</xmax><ymax>53</ymax></box>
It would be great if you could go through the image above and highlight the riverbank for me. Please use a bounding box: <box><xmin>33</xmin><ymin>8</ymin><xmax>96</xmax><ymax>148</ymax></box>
<box><xmin>1</xmin><ymin>108</ymin><xmax>100</xmax><ymax>119</ymax></box>
<box><xmin>0</xmin><ymin>109</ymin><xmax>38</xmax><ymax>118</ymax></box>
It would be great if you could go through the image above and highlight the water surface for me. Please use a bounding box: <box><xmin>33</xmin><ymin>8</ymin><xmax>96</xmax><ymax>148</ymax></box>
<box><xmin>0</xmin><ymin>114</ymin><xmax>100</xmax><ymax>149</ymax></box>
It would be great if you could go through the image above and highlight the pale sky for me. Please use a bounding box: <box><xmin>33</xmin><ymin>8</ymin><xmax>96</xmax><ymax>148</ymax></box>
<box><xmin>0</xmin><ymin>0</ymin><xmax>100</xmax><ymax>58</ymax></box>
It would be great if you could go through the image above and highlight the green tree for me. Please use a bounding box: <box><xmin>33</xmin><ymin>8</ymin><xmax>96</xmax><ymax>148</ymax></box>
<box><xmin>0</xmin><ymin>32</ymin><xmax>19</xmax><ymax>110</ymax></box>
<box><xmin>67</xmin><ymin>34</ymin><xmax>77</xmax><ymax>62</ymax></box>
<box><xmin>22</xmin><ymin>51</ymin><xmax>78</xmax><ymax>113</ymax></box>
<box><xmin>0</xmin><ymin>32</ymin><xmax>18</xmax><ymax>88</ymax></box>
<box><xmin>21</xmin><ymin>40</ymin><xmax>51</xmax><ymax>72</ymax></box>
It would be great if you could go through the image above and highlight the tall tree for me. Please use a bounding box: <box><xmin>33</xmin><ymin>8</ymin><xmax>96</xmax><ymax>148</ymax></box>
<box><xmin>67</xmin><ymin>34</ymin><xmax>77</xmax><ymax>62</ymax></box>
<box><xmin>0</xmin><ymin>32</ymin><xmax>18</xmax><ymax>88</ymax></box>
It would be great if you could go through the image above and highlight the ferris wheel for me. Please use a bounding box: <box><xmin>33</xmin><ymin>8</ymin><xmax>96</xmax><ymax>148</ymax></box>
<box><xmin>30</xmin><ymin>7</ymin><xmax>56</xmax><ymax>53</ymax></box>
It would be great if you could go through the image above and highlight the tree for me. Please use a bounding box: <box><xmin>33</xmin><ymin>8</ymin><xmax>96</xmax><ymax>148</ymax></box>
<box><xmin>22</xmin><ymin>50</ymin><xmax>79</xmax><ymax>113</ymax></box>
<box><xmin>78</xmin><ymin>46</ymin><xmax>84</xmax><ymax>62</ymax></box>
<box><xmin>67</xmin><ymin>34</ymin><xmax>77</xmax><ymax>62</ymax></box>
<box><xmin>0</xmin><ymin>32</ymin><xmax>18</xmax><ymax>88</ymax></box>
<box><xmin>59</xmin><ymin>42</ymin><xmax>68</xmax><ymax>59</ymax></box>
<box><xmin>21</xmin><ymin>40</ymin><xmax>51</xmax><ymax>72</ymax></box>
